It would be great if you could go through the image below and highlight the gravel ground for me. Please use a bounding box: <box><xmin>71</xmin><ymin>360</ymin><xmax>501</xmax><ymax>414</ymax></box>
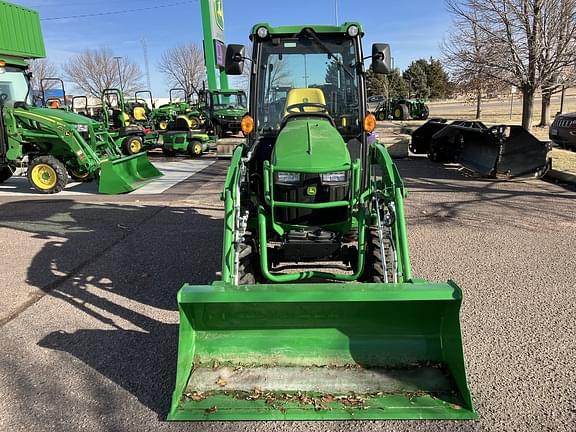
<box><xmin>0</xmin><ymin>158</ymin><xmax>575</xmax><ymax>432</ymax></box>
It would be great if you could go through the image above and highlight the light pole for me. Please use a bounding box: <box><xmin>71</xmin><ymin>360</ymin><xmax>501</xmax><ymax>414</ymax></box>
<box><xmin>113</xmin><ymin>56</ymin><xmax>123</xmax><ymax>95</ymax></box>
<box><xmin>334</xmin><ymin>0</ymin><xmax>339</xmax><ymax>25</ymax></box>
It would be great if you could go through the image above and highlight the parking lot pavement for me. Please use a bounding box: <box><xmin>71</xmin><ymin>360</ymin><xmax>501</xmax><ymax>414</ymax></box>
<box><xmin>0</xmin><ymin>157</ymin><xmax>214</xmax><ymax>197</ymax></box>
<box><xmin>0</xmin><ymin>158</ymin><xmax>575</xmax><ymax>432</ymax></box>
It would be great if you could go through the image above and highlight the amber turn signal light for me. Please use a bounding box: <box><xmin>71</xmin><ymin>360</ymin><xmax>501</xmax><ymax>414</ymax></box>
<box><xmin>241</xmin><ymin>114</ymin><xmax>254</xmax><ymax>136</ymax></box>
<box><xmin>363</xmin><ymin>113</ymin><xmax>376</xmax><ymax>133</ymax></box>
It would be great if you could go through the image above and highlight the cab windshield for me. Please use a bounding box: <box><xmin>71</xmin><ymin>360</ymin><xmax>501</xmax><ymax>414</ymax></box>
<box><xmin>256</xmin><ymin>32</ymin><xmax>360</xmax><ymax>137</ymax></box>
<box><xmin>0</xmin><ymin>67</ymin><xmax>32</xmax><ymax>106</ymax></box>
<box><xmin>211</xmin><ymin>92</ymin><xmax>247</xmax><ymax>110</ymax></box>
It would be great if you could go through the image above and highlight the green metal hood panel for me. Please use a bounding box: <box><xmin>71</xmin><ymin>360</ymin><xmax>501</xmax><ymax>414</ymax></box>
<box><xmin>0</xmin><ymin>1</ymin><xmax>46</xmax><ymax>59</ymax></box>
<box><xmin>272</xmin><ymin>118</ymin><xmax>351</xmax><ymax>172</ymax></box>
<box><xmin>25</xmin><ymin>107</ymin><xmax>96</xmax><ymax>126</ymax></box>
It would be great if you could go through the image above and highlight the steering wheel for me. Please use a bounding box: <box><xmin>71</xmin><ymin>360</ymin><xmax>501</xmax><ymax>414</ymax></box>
<box><xmin>286</xmin><ymin>102</ymin><xmax>328</xmax><ymax>114</ymax></box>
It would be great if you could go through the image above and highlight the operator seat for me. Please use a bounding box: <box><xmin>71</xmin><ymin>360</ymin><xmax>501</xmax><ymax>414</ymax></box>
<box><xmin>283</xmin><ymin>88</ymin><xmax>327</xmax><ymax>117</ymax></box>
<box><xmin>133</xmin><ymin>105</ymin><xmax>147</xmax><ymax>121</ymax></box>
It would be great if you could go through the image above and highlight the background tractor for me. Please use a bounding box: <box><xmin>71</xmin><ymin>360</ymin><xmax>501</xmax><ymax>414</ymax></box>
<box><xmin>373</xmin><ymin>96</ymin><xmax>429</xmax><ymax>120</ymax></box>
<box><xmin>169</xmin><ymin>22</ymin><xmax>476</xmax><ymax>421</ymax></box>
<box><xmin>0</xmin><ymin>1</ymin><xmax>161</xmax><ymax>194</ymax></box>
<box><xmin>101</xmin><ymin>88</ymin><xmax>159</xmax><ymax>155</ymax></box>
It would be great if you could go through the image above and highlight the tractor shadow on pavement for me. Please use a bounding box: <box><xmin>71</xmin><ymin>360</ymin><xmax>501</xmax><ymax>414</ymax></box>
<box><xmin>0</xmin><ymin>198</ymin><xmax>222</xmax><ymax>420</ymax></box>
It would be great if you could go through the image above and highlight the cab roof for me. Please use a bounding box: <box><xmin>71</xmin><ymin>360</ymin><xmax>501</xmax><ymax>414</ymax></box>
<box><xmin>249</xmin><ymin>22</ymin><xmax>364</xmax><ymax>40</ymax></box>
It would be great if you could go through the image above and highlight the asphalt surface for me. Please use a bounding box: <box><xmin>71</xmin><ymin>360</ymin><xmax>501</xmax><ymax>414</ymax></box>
<box><xmin>1</xmin><ymin>157</ymin><xmax>575</xmax><ymax>431</ymax></box>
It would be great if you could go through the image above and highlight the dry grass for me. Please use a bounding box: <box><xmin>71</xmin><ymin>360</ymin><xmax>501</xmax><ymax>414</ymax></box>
<box><xmin>550</xmin><ymin>148</ymin><xmax>576</xmax><ymax>173</ymax></box>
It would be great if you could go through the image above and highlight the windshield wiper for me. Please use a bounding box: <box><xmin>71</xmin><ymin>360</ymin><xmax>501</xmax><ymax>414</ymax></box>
<box><xmin>302</xmin><ymin>28</ymin><xmax>354</xmax><ymax>79</ymax></box>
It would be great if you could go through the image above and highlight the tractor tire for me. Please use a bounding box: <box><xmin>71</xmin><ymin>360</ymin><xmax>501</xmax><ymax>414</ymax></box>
<box><xmin>123</xmin><ymin>136</ymin><xmax>143</xmax><ymax>155</ymax></box>
<box><xmin>362</xmin><ymin>228</ymin><xmax>395</xmax><ymax>283</ymax></box>
<box><xmin>376</xmin><ymin>111</ymin><xmax>387</xmax><ymax>121</ymax></box>
<box><xmin>188</xmin><ymin>116</ymin><xmax>201</xmax><ymax>130</ymax></box>
<box><xmin>28</xmin><ymin>155</ymin><xmax>68</xmax><ymax>194</ymax></box>
<box><xmin>0</xmin><ymin>166</ymin><xmax>13</xmax><ymax>183</ymax></box>
<box><xmin>392</xmin><ymin>104</ymin><xmax>409</xmax><ymax>120</ymax></box>
<box><xmin>237</xmin><ymin>232</ymin><xmax>261</xmax><ymax>285</ymax></box>
<box><xmin>187</xmin><ymin>140</ymin><xmax>204</xmax><ymax>157</ymax></box>
<box><xmin>418</xmin><ymin>106</ymin><xmax>430</xmax><ymax>120</ymax></box>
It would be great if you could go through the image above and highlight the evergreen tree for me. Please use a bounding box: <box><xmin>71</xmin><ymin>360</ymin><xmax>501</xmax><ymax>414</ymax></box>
<box><xmin>403</xmin><ymin>62</ymin><xmax>429</xmax><ymax>99</ymax></box>
<box><xmin>388</xmin><ymin>69</ymin><xmax>409</xmax><ymax>98</ymax></box>
<box><xmin>365</xmin><ymin>68</ymin><xmax>388</xmax><ymax>96</ymax></box>
<box><xmin>426</xmin><ymin>58</ymin><xmax>450</xmax><ymax>99</ymax></box>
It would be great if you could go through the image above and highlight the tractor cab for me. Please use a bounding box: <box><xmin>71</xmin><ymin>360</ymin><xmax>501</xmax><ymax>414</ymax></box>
<box><xmin>205</xmin><ymin>89</ymin><xmax>247</xmax><ymax>137</ymax></box>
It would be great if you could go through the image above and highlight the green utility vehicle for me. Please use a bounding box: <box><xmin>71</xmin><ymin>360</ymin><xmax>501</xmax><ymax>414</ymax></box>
<box><xmin>101</xmin><ymin>88</ymin><xmax>158</xmax><ymax>155</ymax></box>
<box><xmin>168</xmin><ymin>22</ymin><xmax>476</xmax><ymax>421</ymax></box>
<box><xmin>0</xmin><ymin>0</ymin><xmax>161</xmax><ymax>194</ymax></box>
<box><xmin>373</xmin><ymin>96</ymin><xmax>429</xmax><ymax>121</ymax></box>
<box><xmin>161</xmin><ymin>131</ymin><xmax>210</xmax><ymax>157</ymax></box>
<box><xmin>204</xmin><ymin>88</ymin><xmax>247</xmax><ymax>137</ymax></box>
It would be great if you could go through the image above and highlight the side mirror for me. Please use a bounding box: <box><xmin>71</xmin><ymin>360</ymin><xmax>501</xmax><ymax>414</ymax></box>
<box><xmin>371</xmin><ymin>43</ymin><xmax>391</xmax><ymax>74</ymax></box>
<box><xmin>225</xmin><ymin>44</ymin><xmax>246</xmax><ymax>75</ymax></box>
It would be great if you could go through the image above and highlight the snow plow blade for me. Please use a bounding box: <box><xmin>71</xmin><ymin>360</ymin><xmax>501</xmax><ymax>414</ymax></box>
<box><xmin>168</xmin><ymin>280</ymin><xmax>477</xmax><ymax>421</ymax></box>
<box><xmin>98</xmin><ymin>153</ymin><xmax>162</xmax><ymax>194</ymax></box>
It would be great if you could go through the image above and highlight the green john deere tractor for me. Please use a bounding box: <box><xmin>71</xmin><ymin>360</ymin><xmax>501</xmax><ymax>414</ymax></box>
<box><xmin>0</xmin><ymin>65</ymin><xmax>161</xmax><ymax>194</ymax></box>
<box><xmin>168</xmin><ymin>23</ymin><xmax>476</xmax><ymax>421</ymax></box>
<box><xmin>151</xmin><ymin>88</ymin><xmax>193</xmax><ymax>131</ymax></box>
<box><xmin>101</xmin><ymin>88</ymin><xmax>159</xmax><ymax>155</ymax></box>
<box><xmin>0</xmin><ymin>1</ymin><xmax>161</xmax><ymax>194</ymax></box>
<box><xmin>374</xmin><ymin>96</ymin><xmax>429</xmax><ymax>121</ymax></box>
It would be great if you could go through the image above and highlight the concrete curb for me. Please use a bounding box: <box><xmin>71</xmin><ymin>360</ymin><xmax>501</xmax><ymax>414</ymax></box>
<box><xmin>546</xmin><ymin>169</ymin><xmax>576</xmax><ymax>184</ymax></box>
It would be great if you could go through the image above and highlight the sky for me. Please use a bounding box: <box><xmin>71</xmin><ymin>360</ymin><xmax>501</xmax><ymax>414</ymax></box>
<box><xmin>14</xmin><ymin>0</ymin><xmax>453</xmax><ymax>97</ymax></box>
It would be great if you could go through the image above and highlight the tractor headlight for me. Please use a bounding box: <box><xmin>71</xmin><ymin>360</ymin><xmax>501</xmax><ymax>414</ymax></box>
<box><xmin>257</xmin><ymin>26</ymin><xmax>269</xmax><ymax>39</ymax></box>
<box><xmin>321</xmin><ymin>171</ymin><xmax>347</xmax><ymax>184</ymax></box>
<box><xmin>276</xmin><ymin>171</ymin><xmax>301</xmax><ymax>185</ymax></box>
<box><xmin>347</xmin><ymin>25</ymin><xmax>359</xmax><ymax>37</ymax></box>
<box><xmin>75</xmin><ymin>124</ymin><xmax>89</xmax><ymax>132</ymax></box>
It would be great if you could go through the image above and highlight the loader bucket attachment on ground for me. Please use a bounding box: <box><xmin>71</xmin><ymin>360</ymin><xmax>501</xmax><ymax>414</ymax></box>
<box><xmin>495</xmin><ymin>126</ymin><xmax>551</xmax><ymax>177</ymax></box>
<box><xmin>169</xmin><ymin>281</ymin><xmax>477</xmax><ymax>421</ymax></box>
<box><xmin>410</xmin><ymin>119</ymin><xmax>448</xmax><ymax>154</ymax></box>
<box><xmin>98</xmin><ymin>153</ymin><xmax>162</xmax><ymax>194</ymax></box>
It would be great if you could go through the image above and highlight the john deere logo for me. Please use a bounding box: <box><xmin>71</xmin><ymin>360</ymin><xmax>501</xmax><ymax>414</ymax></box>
<box><xmin>214</xmin><ymin>0</ymin><xmax>224</xmax><ymax>31</ymax></box>
<box><xmin>306</xmin><ymin>185</ymin><xmax>317</xmax><ymax>196</ymax></box>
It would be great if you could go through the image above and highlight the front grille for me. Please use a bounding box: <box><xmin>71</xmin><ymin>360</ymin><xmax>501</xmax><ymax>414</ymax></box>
<box><xmin>274</xmin><ymin>174</ymin><xmax>350</xmax><ymax>226</ymax></box>
<box><xmin>553</xmin><ymin>118</ymin><xmax>576</xmax><ymax>128</ymax></box>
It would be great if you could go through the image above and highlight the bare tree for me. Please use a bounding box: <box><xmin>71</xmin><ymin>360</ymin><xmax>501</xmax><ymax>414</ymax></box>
<box><xmin>537</xmin><ymin>0</ymin><xmax>576</xmax><ymax>125</ymax></box>
<box><xmin>445</xmin><ymin>0</ymin><xmax>576</xmax><ymax>130</ymax></box>
<box><xmin>63</xmin><ymin>48</ymin><xmax>143</xmax><ymax>97</ymax></box>
<box><xmin>443</xmin><ymin>14</ymin><xmax>507</xmax><ymax>118</ymax></box>
<box><xmin>27</xmin><ymin>59</ymin><xmax>59</xmax><ymax>92</ymax></box>
<box><xmin>158</xmin><ymin>43</ymin><xmax>205</xmax><ymax>97</ymax></box>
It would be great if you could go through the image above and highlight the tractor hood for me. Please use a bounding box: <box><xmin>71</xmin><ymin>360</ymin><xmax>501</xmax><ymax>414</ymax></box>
<box><xmin>23</xmin><ymin>107</ymin><xmax>97</xmax><ymax>126</ymax></box>
<box><xmin>272</xmin><ymin>117</ymin><xmax>351</xmax><ymax>172</ymax></box>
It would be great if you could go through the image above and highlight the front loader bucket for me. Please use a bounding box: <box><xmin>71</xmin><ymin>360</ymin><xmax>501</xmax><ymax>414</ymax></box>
<box><xmin>98</xmin><ymin>153</ymin><xmax>162</xmax><ymax>194</ymax></box>
<box><xmin>169</xmin><ymin>281</ymin><xmax>477</xmax><ymax>421</ymax></box>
